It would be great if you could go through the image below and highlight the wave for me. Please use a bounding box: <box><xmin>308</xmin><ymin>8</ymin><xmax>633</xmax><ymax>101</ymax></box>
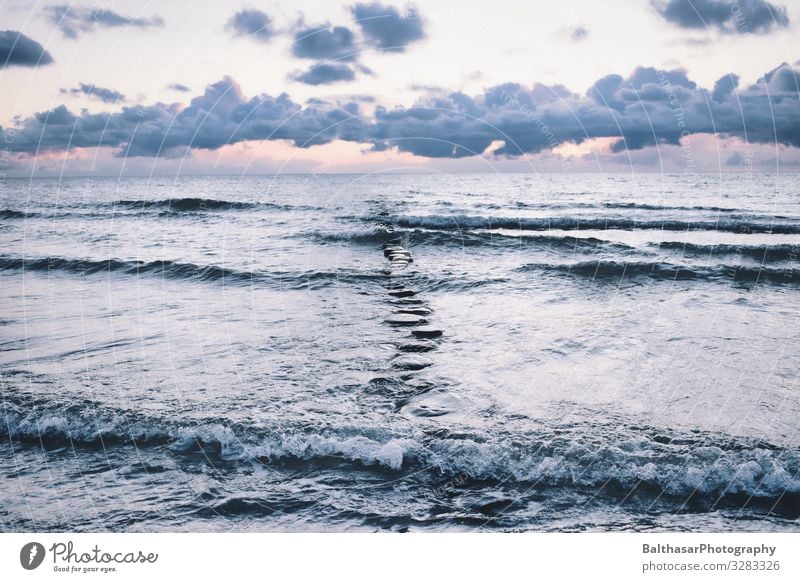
<box><xmin>311</xmin><ymin>228</ymin><xmax>638</xmax><ymax>254</ymax></box>
<box><xmin>653</xmin><ymin>241</ymin><xmax>800</xmax><ymax>262</ymax></box>
<box><xmin>3</xmin><ymin>394</ymin><xmax>798</xmax><ymax>502</ymax></box>
<box><xmin>0</xmin><ymin>254</ymin><xmax>487</xmax><ymax>291</ymax></box>
<box><xmin>412</xmin><ymin>230</ymin><xmax>639</xmax><ymax>253</ymax></box>
<box><xmin>604</xmin><ymin>202</ymin><xmax>741</xmax><ymax>213</ymax></box>
<box><xmin>0</xmin><ymin>199</ymin><xmax>323</xmax><ymax>219</ymax></box>
<box><xmin>310</xmin><ymin>227</ymin><xmax>402</xmax><ymax>244</ymax></box>
<box><xmin>113</xmin><ymin>198</ymin><xmax>258</xmax><ymax>211</ymax></box>
<box><xmin>0</xmin><ymin>255</ymin><xmax>384</xmax><ymax>288</ymax></box>
<box><xmin>481</xmin><ymin>201</ymin><xmax>746</xmax><ymax>213</ymax></box>
<box><xmin>517</xmin><ymin>260</ymin><xmax>800</xmax><ymax>284</ymax></box>
<box><xmin>0</xmin><ymin>209</ymin><xmax>34</xmax><ymax>219</ymax></box>
<box><xmin>393</xmin><ymin>214</ymin><xmax>800</xmax><ymax>234</ymax></box>
<box><xmin>0</xmin><ymin>256</ymin><xmax>255</xmax><ymax>283</ymax></box>
<box><xmin>112</xmin><ymin>198</ymin><xmax>325</xmax><ymax>213</ymax></box>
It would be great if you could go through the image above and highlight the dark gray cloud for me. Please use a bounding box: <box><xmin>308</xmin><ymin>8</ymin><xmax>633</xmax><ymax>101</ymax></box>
<box><xmin>712</xmin><ymin>73</ymin><xmax>740</xmax><ymax>101</ymax></box>
<box><xmin>295</xmin><ymin>63</ymin><xmax>357</xmax><ymax>85</ymax></box>
<box><xmin>45</xmin><ymin>5</ymin><xmax>164</xmax><ymax>39</ymax></box>
<box><xmin>651</xmin><ymin>0</ymin><xmax>789</xmax><ymax>34</ymax></box>
<box><xmin>0</xmin><ymin>77</ymin><xmax>368</xmax><ymax>157</ymax></box>
<box><xmin>227</xmin><ymin>9</ymin><xmax>274</xmax><ymax>41</ymax></box>
<box><xmin>759</xmin><ymin>62</ymin><xmax>800</xmax><ymax>91</ymax></box>
<box><xmin>292</xmin><ymin>25</ymin><xmax>357</xmax><ymax>61</ymax></box>
<box><xmin>168</xmin><ymin>83</ymin><xmax>192</xmax><ymax>93</ymax></box>
<box><xmin>61</xmin><ymin>83</ymin><xmax>125</xmax><ymax>103</ymax></box>
<box><xmin>2</xmin><ymin>63</ymin><xmax>799</xmax><ymax>160</ymax></box>
<box><xmin>351</xmin><ymin>2</ymin><xmax>425</xmax><ymax>52</ymax></box>
<box><xmin>0</xmin><ymin>30</ymin><xmax>53</xmax><ymax>68</ymax></box>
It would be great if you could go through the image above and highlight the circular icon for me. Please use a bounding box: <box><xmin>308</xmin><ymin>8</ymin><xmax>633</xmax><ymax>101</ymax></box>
<box><xmin>20</xmin><ymin>542</ymin><xmax>46</xmax><ymax>570</ymax></box>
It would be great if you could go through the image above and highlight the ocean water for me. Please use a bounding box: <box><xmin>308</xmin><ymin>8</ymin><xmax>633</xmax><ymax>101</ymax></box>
<box><xmin>1</xmin><ymin>173</ymin><xmax>799</xmax><ymax>532</ymax></box>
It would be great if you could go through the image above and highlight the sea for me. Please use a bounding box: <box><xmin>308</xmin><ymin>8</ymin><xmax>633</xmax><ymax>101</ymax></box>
<box><xmin>1</xmin><ymin>172</ymin><xmax>799</xmax><ymax>532</ymax></box>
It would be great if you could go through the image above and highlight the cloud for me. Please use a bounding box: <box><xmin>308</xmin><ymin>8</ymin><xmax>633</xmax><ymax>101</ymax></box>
<box><xmin>168</xmin><ymin>83</ymin><xmax>192</xmax><ymax>93</ymax></box>
<box><xmin>44</xmin><ymin>5</ymin><xmax>164</xmax><ymax>39</ymax></box>
<box><xmin>0</xmin><ymin>77</ymin><xmax>368</xmax><ymax>157</ymax></box>
<box><xmin>3</xmin><ymin>63</ymin><xmax>799</xmax><ymax>160</ymax></box>
<box><xmin>292</xmin><ymin>25</ymin><xmax>358</xmax><ymax>61</ymax></box>
<box><xmin>566</xmin><ymin>26</ymin><xmax>589</xmax><ymax>42</ymax></box>
<box><xmin>61</xmin><ymin>83</ymin><xmax>125</xmax><ymax>103</ymax></box>
<box><xmin>351</xmin><ymin>2</ymin><xmax>425</xmax><ymax>52</ymax></box>
<box><xmin>651</xmin><ymin>0</ymin><xmax>789</xmax><ymax>34</ymax></box>
<box><xmin>759</xmin><ymin>62</ymin><xmax>800</xmax><ymax>91</ymax></box>
<box><xmin>712</xmin><ymin>73</ymin><xmax>740</xmax><ymax>101</ymax></box>
<box><xmin>227</xmin><ymin>9</ymin><xmax>274</xmax><ymax>41</ymax></box>
<box><xmin>294</xmin><ymin>63</ymin><xmax>357</xmax><ymax>85</ymax></box>
<box><xmin>0</xmin><ymin>30</ymin><xmax>53</xmax><ymax>68</ymax></box>
<box><xmin>726</xmin><ymin>151</ymin><xmax>744</xmax><ymax>165</ymax></box>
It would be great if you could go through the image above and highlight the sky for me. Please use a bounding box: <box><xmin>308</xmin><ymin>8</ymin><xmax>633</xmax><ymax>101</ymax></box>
<box><xmin>1</xmin><ymin>0</ymin><xmax>799</xmax><ymax>175</ymax></box>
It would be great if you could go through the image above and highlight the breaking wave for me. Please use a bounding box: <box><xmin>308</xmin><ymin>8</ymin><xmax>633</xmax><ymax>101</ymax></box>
<box><xmin>3</xmin><ymin>394</ymin><xmax>798</xmax><ymax>502</ymax></box>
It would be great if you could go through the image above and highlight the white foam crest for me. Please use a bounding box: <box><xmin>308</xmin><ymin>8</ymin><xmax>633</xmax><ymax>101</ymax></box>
<box><xmin>6</xmin><ymin>405</ymin><xmax>799</xmax><ymax>498</ymax></box>
<box><xmin>246</xmin><ymin>434</ymin><xmax>413</xmax><ymax>471</ymax></box>
<box><xmin>423</xmin><ymin>437</ymin><xmax>800</xmax><ymax>497</ymax></box>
